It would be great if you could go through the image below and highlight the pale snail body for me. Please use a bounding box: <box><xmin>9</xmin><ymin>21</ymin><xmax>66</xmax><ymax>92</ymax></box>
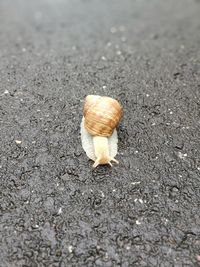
<box><xmin>80</xmin><ymin>95</ymin><xmax>122</xmax><ymax>168</ymax></box>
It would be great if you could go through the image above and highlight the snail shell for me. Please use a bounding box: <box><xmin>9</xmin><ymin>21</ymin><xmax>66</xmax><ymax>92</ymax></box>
<box><xmin>83</xmin><ymin>95</ymin><xmax>122</xmax><ymax>137</ymax></box>
<box><xmin>80</xmin><ymin>95</ymin><xmax>122</xmax><ymax>167</ymax></box>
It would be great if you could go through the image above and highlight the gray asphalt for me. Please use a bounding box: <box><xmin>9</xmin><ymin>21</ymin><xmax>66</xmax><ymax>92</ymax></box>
<box><xmin>0</xmin><ymin>0</ymin><xmax>200</xmax><ymax>266</ymax></box>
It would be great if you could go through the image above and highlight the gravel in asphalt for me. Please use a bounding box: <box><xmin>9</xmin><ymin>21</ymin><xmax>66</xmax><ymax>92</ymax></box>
<box><xmin>0</xmin><ymin>0</ymin><xmax>200</xmax><ymax>266</ymax></box>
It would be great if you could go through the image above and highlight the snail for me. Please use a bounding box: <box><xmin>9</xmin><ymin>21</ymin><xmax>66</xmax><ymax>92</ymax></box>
<box><xmin>80</xmin><ymin>95</ymin><xmax>122</xmax><ymax>168</ymax></box>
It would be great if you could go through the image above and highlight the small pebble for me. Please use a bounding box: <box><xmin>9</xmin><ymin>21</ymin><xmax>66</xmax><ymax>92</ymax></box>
<box><xmin>15</xmin><ymin>140</ymin><xmax>22</xmax><ymax>144</ymax></box>
<box><xmin>58</xmin><ymin>207</ymin><xmax>62</xmax><ymax>214</ymax></box>
<box><xmin>68</xmin><ymin>245</ymin><xmax>73</xmax><ymax>253</ymax></box>
<box><xmin>131</xmin><ymin>181</ymin><xmax>141</xmax><ymax>185</ymax></box>
<box><xmin>138</xmin><ymin>199</ymin><xmax>143</xmax><ymax>204</ymax></box>
<box><xmin>116</xmin><ymin>50</ymin><xmax>122</xmax><ymax>55</ymax></box>
<box><xmin>110</xmin><ymin>27</ymin><xmax>117</xmax><ymax>33</ymax></box>
<box><xmin>178</xmin><ymin>152</ymin><xmax>187</xmax><ymax>159</ymax></box>
<box><xmin>101</xmin><ymin>191</ymin><xmax>105</xmax><ymax>198</ymax></box>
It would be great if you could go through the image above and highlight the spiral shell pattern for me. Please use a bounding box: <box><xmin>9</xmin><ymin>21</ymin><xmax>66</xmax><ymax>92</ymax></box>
<box><xmin>83</xmin><ymin>95</ymin><xmax>122</xmax><ymax>137</ymax></box>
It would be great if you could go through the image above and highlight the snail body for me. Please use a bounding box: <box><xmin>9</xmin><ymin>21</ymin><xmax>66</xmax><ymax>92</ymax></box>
<box><xmin>80</xmin><ymin>95</ymin><xmax>122</xmax><ymax>167</ymax></box>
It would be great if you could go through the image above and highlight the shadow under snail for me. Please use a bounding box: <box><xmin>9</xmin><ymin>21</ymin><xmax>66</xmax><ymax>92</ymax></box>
<box><xmin>80</xmin><ymin>95</ymin><xmax>122</xmax><ymax>168</ymax></box>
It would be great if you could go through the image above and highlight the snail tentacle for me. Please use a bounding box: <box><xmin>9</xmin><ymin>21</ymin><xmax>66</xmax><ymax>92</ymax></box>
<box><xmin>110</xmin><ymin>158</ymin><xmax>119</xmax><ymax>164</ymax></box>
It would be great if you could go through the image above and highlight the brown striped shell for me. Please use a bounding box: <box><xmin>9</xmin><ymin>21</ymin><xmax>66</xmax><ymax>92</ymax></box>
<box><xmin>83</xmin><ymin>95</ymin><xmax>122</xmax><ymax>137</ymax></box>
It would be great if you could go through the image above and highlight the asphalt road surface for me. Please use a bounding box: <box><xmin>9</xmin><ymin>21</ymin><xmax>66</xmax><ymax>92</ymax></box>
<box><xmin>0</xmin><ymin>0</ymin><xmax>200</xmax><ymax>266</ymax></box>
